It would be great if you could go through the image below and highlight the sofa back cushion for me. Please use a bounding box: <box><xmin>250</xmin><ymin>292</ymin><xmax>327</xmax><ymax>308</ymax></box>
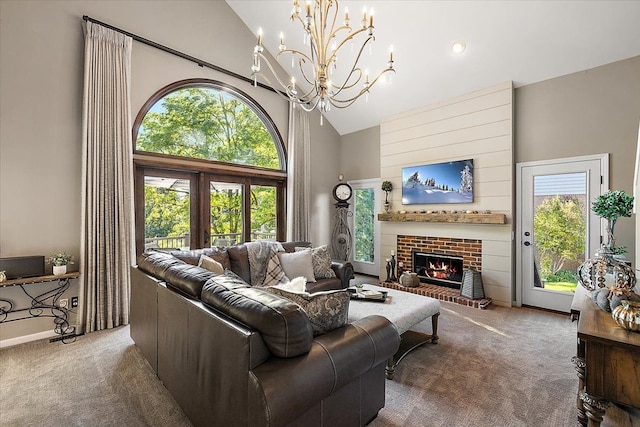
<box><xmin>281</xmin><ymin>241</ymin><xmax>311</xmax><ymax>253</ymax></box>
<box><xmin>201</xmin><ymin>275</ymin><xmax>313</xmax><ymax>358</ymax></box>
<box><xmin>137</xmin><ymin>251</ymin><xmax>187</xmax><ymax>277</ymax></box>
<box><xmin>226</xmin><ymin>244</ymin><xmax>252</xmax><ymax>284</ymax></box>
<box><xmin>137</xmin><ymin>251</ymin><xmax>219</xmax><ymax>299</ymax></box>
<box><xmin>167</xmin><ymin>247</ymin><xmax>231</xmax><ymax>270</ymax></box>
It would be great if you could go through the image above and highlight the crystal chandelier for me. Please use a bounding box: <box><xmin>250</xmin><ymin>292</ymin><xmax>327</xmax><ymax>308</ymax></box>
<box><xmin>251</xmin><ymin>0</ymin><xmax>395</xmax><ymax>119</ymax></box>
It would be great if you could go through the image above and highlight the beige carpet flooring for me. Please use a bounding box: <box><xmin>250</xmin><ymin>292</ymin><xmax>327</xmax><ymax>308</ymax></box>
<box><xmin>1</xmin><ymin>300</ymin><xmax>638</xmax><ymax>426</ymax></box>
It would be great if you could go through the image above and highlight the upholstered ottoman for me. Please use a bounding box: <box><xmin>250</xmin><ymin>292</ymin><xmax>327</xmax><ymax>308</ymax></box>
<box><xmin>348</xmin><ymin>284</ymin><xmax>441</xmax><ymax>379</ymax></box>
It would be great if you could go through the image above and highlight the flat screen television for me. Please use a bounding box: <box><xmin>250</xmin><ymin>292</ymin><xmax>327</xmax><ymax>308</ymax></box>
<box><xmin>402</xmin><ymin>159</ymin><xmax>474</xmax><ymax>205</ymax></box>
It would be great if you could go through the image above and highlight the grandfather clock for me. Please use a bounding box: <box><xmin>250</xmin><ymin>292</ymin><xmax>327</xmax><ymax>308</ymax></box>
<box><xmin>331</xmin><ymin>177</ymin><xmax>353</xmax><ymax>261</ymax></box>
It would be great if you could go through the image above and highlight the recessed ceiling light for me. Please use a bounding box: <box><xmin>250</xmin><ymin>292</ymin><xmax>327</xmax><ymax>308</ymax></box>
<box><xmin>451</xmin><ymin>41</ymin><xmax>466</xmax><ymax>54</ymax></box>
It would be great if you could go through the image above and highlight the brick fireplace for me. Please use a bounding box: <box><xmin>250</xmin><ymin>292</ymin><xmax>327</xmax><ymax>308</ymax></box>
<box><xmin>397</xmin><ymin>235</ymin><xmax>482</xmax><ymax>289</ymax></box>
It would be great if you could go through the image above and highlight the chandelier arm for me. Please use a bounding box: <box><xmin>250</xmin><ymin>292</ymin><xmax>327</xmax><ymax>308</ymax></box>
<box><xmin>298</xmin><ymin>59</ymin><xmax>317</xmax><ymax>88</ymax></box>
<box><xmin>329</xmin><ymin>35</ymin><xmax>375</xmax><ymax>93</ymax></box>
<box><xmin>254</xmin><ymin>69</ymin><xmax>318</xmax><ymax>111</ymax></box>
<box><xmin>330</xmin><ymin>68</ymin><xmax>362</xmax><ymax>96</ymax></box>
<box><xmin>253</xmin><ymin>54</ymin><xmax>301</xmax><ymax>98</ymax></box>
<box><xmin>330</xmin><ymin>68</ymin><xmax>396</xmax><ymax>105</ymax></box>
<box><xmin>253</xmin><ymin>72</ymin><xmax>299</xmax><ymax>104</ymax></box>
<box><xmin>276</xmin><ymin>49</ymin><xmax>314</xmax><ymax>66</ymax></box>
<box><xmin>326</xmin><ymin>26</ymin><xmax>369</xmax><ymax>65</ymax></box>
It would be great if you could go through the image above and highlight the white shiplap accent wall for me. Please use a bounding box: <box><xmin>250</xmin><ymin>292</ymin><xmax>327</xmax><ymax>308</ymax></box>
<box><xmin>380</xmin><ymin>82</ymin><xmax>514</xmax><ymax>306</ymax></box>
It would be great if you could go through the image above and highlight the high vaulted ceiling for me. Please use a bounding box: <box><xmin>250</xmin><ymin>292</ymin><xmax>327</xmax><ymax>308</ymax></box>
<box><xmin>226</xmin><ymin>1</ymin><xmax>640</xmax><ymax>136</ymax></box>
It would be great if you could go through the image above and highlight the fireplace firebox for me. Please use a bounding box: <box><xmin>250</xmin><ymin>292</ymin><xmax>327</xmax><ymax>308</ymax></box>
<box><xmin>412</xmin><ymin>251</ymin><xmax>464</xmax><ymax>289</ymax></box>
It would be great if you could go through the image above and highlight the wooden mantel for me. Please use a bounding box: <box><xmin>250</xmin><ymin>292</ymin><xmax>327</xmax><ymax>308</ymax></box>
<box><xmin>378</xmin><ymin>212</ymin><xmax>507</xmax><ymax>225</ymax></box>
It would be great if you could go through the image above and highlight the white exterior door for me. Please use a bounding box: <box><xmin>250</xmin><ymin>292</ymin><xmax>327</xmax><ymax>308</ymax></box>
<box><xmin>348</xmin><ymin>179</ymin><xmax>380</xmax><ymax>276</ymax></box>
<box><xmin>516</xmin><ymin>155</ymin><xmax>607</xmax><ymax>312</ymax></box>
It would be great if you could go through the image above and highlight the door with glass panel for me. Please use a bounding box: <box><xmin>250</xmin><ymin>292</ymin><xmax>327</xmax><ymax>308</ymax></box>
<box><xmin>517</xmin><ymin>155</ymin><xmax>607</xmax><ymax>312</ymax></box>
<box><xmin>139</xmin><ymin>170</ymin><xmax>197</xmax><ymax>252</ymax></box>
<box><xmin>207</xmin><ymin>180</ymin><xmax>245</xmax><ymax>246</ymax></box>
<box><xmin>348</xmin><ymin>179</ymin><xmax>380</xmax><ymax>276</ymax></box>
<box><xmin>205</xmin><ymin>177</ymin><xmax>280</xmax><ymax>247</ymax></box>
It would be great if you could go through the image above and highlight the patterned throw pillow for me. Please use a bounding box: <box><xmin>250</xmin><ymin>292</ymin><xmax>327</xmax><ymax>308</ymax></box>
<box><xmin>267</xmin><ymin>287</ymin><xmax>350</xmax><ymax>336</ymax></box>
<box><xmin>296</xmin><ymin>245</ymin><xmax>336</xmax><ymax>280</ymax></box>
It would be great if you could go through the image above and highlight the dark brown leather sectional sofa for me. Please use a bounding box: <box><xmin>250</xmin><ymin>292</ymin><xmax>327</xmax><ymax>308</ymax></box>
<box><xmin>130</xmin><ymin>242</ymin><xmax>400</xmax><ymax>427</ymax></box>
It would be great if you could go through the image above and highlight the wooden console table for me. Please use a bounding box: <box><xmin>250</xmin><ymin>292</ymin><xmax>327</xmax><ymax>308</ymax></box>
<box><xmin>573</xmin><ymin>297</ymin><xmax>640</xmax><ymax>426</ymax></box>
<box><xmin>0</xmin><ymin>272</ymin><xmax>79</xmax><ymax>342</ymax></box>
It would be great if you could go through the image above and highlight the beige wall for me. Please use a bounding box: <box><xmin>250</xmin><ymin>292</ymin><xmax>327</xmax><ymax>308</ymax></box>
<box><xmin>0</xmin><ymin>1</ymin><xmax>340</xmax><ymax>344</ymax></box>
<box><xmin>379</xmin><ymin>82</ymin><xmax>514</xmax><ymax>306</ymax></box>
<box><xmin>340</xmin><ymin>126</ymin><xmax>381</xmax><ymax>182</ymax></box>
<box><xmin>515</xmin><ymin>56</ymin><xmax>640</xmax><ymax>263</ymax></box>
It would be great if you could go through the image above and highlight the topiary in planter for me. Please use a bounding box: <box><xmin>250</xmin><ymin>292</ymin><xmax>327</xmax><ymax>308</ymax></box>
<box><xmin>591</xmin><ymin>190</ymin><xmax>634</xmax><ymax>249</ymax></box>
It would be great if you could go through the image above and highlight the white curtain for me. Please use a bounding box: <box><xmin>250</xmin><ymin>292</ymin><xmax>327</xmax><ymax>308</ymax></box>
<box><xmin>286</xmin><ymin>103</ymin><xmax>311</xmax><ymax>241</ymax></box>
<box><xmin>79</xmin><ymin>22</ymin><xmax>135</xmax><ymax>333</ymax></box>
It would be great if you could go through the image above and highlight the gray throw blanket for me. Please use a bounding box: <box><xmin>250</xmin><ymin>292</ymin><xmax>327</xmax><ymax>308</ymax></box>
<box><xmin>246</xmin><ymin>241</ymin><xmax>288</xmax><ymax>287</ymax></box>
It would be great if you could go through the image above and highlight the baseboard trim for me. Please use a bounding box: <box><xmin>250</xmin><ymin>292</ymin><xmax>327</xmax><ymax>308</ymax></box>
<box><xmin>0</xmin><ymin>330</ymin><xmax>58</xmax><ymax>348</ymax></box>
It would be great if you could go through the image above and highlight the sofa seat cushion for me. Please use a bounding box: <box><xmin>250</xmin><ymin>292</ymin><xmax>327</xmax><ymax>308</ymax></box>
<box><xmin>201</xmin><ymin>275</ymin><xmax>313</xmax><ymax>358</ymax></box>
<box><xmin>267</xmin><ymin>286</ymin><xmax>350</xmax><ymax>336</ymax></box>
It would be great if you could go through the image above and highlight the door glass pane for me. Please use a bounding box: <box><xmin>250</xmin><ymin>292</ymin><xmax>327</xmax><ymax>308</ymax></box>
<box><xmin>533</xmin><ymin>173</ymin><xmax>587</xmax><ymax>293</ymax></box>
<box><xmin>354</xmin><ymin>188</ymin><xmax>375</xmax><ymax>263</ymax></box>
<box><xmin>250</xmin><ymin>185</ymin><xmax>277</xmax><ymax>241</ymax></box>
<box><xmin>210</xmin><ymin>181</ymin><xmax>244</xmax><ymax>246</ymax></box>
<box><xmin>144</xmin><ymin>176</ymin><xmax>191</xmax><ymax>250</ymax></box>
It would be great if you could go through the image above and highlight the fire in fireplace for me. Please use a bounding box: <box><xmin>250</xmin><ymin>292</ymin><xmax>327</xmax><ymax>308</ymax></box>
<box><xmin>412</xmin><ymin>251</ymin><xmax>464</xmax><ymax>289</ymax></box>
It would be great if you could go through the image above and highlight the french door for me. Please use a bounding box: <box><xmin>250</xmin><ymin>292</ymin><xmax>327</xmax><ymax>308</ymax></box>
<box><xmin>516</xmin><ymin>155</ymin><xmax>607</xmax><ymax>312</ymax></box>
<box><xmin>348</xmin><ymin>179</ymin><xmax>380</xmax><ymax>276</ymax></box>
<box><xmin>134</xmin><ymin>166</ymin><xmax>285</xmax><ymax>255</ymax></box>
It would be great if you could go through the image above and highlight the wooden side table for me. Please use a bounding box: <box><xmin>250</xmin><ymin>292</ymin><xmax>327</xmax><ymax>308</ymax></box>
<box><xmin>574</xmin><ymin>297</ymin><xmax>640</xmax><ymax>426</ymax></box>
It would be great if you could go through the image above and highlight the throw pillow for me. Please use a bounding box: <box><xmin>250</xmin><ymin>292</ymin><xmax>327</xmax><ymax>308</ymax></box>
<box><xmin>272</xmin><ymin>276</ymin><xmax>307</xmax><ymax>293</ymax></box>
<box><xmin>198</xmin><ymin>254</ymin><xmax>224</xmax><ymax>275</ymax></box>
<box><xmin>278</xmin><ymin>250</ymin><xmax>316</xmax><ymax>283</ymax></box>
<box><xmin>266</xmin><ymin>287</ymin><xmax>350</xmax><ymax>335</ymax></box>
<box><xmin>296</xmin><ymin>245</ymin><xmax>336</xmax><ymax>279</ymax></box>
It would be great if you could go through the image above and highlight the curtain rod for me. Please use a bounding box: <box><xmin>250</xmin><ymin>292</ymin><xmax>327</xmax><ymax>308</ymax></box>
<box><xmin>82</xmin><ymin>15</ymin><xmax>280</xmax><ymax>95</ymax></box>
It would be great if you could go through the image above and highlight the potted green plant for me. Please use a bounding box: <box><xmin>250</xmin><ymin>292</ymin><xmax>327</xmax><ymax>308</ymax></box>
<box><xmin>591</xmin><ymin>190</ymin><xmax>634</xmax><ymax>251</ymax></box>
<box><xmin>381</xmin><ymin>180</ymin><xmax>393</xmax><ymax>213</ymax></box>
<box><xmin>48</xmin><ymin>252</ymin><xmax>74</xmax><ymax>275</ymax></box>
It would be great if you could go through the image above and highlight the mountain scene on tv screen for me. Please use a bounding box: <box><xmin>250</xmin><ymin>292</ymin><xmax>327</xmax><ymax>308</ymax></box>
<box><xmin>402</xmin><ymin>160</ymin><xmax>473</xmax><ymax>204</ymax></box>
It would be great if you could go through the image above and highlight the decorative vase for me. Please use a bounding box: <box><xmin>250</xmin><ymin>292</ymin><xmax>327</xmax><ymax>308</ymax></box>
<box><xmin>53</xmin><ymin>265</ymin><xmax>67</xmax><ymax>276</ymax></box>
<box><xmin>611</xmin><ymin>300</ymin><xmax>640</xmax><ymax>332</ymax></box>
<box><xmin>383</xmin><ymin>201</ymin><xmax>391</xmax><ymax>213</ymax></box>
<box><xmin>0</xmin><ymin>271</ymin><xmax>6</xmax><ymax>282</ymax></box>
<box><xmin>577</xmin><ymin>245</ymin><xmax>636</xmax><ymax>292</ymax></box>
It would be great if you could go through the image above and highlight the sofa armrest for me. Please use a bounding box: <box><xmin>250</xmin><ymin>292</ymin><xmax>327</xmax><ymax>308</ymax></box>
<box><xmin>331</xmin><ymin>260</ymin><xmax>354</xmax><ymax>288</ymax></box>
<box><xmin>247</xmin><ymin>315</ymin><xmax>399</xmax><ymax>427</ymax></box>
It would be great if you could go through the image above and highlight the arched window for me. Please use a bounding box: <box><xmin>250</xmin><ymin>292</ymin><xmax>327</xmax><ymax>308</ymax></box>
<box><xmin>133</xmin><ymin>79</ymin><xmax>286</xmax><ymax>254</ymax></box>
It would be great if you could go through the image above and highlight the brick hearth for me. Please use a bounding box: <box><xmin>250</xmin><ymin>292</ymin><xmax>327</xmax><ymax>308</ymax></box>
<box><xmin>380</xmin><ymin>282</ymin><xmax>492</xmax><ymax>310</ymax></box>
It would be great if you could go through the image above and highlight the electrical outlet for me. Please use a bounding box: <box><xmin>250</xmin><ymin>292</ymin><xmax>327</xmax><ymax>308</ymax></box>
<box><xmin>59</xmin><ymin>299</ymin><xmax>68</xmax><ymax>308</ymax></box>
<box><xmin>71</xmin><ymin>296</ymin><xmax>78</xmax><ymax>308</ymax></box>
